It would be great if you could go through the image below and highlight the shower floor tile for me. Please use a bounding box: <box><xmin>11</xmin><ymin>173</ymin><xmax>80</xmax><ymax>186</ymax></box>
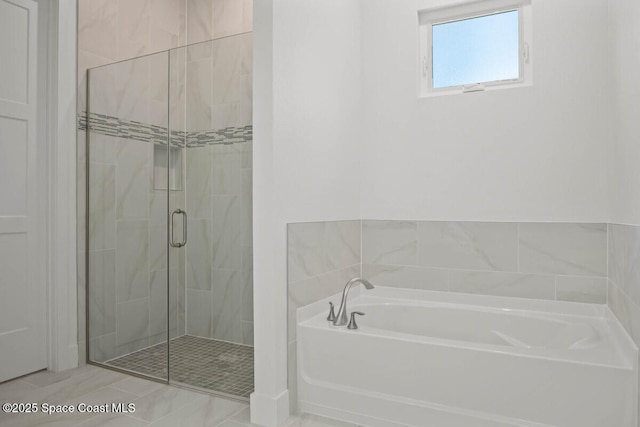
<box><xmin>105</xmin><ymin>335</ymin><xmax>254</xmax><ymax>398</ymax></box>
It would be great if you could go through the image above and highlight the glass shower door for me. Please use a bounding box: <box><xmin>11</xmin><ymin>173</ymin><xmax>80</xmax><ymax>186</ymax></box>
<box><xmin>86</xmin><ymin>50</ymin><xmax>171</xmax><ymax>382</ymax></box>
<box><xmin>167</xmin><ymin>34</ymin><xmax>255</xmax><ymax>398</ymax></box>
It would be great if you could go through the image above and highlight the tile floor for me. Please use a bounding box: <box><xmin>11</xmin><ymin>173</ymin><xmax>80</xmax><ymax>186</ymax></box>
<box><xmin>106</xmin><ymin>336</ymin><xmax>254</xmax><ymax>398</ymax></box>
<box><xmin>0</xmin><ymin>365</ymin><xmax>358</xmax><ymax>426</ymax></box>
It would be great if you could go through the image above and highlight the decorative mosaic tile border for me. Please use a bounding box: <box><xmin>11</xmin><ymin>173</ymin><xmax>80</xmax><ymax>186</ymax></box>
<box><xmin>78</xmin><ymin>112</ymin><xmax>252</xmax><ymax>147</ymax></box>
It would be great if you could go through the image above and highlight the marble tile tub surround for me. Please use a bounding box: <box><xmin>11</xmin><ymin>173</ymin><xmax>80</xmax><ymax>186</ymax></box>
<box><xmin>609</xmin><ymin>223</ymin><xmax>640</xmax><ymax>348</ymax></box>
<box><xmin>286</xmin><ymin>219</ymin><xmax>610</xmax><ymax>413</ymax></box>
<box><xmin>608</xmin><ymin>223</ymin><xmax>640</xmax><ymax>426</ymax></box>
<box><xmin>362</xmin><ymin>220</ymin><xmax>608</xmax><ymax>304</ymax></box>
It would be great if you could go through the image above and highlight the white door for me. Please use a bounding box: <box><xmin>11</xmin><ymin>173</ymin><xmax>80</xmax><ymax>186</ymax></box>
<box><xmin>0</xmin><ymin>0</ymin><xmax>46</xmax><ymax>382</ymax></box>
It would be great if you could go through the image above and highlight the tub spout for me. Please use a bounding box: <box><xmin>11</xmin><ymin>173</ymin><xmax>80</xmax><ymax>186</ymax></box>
<box><xmin>333</xmin><ymin>277</ymin><xmax>375</xmax><ymax>326</ymax></box>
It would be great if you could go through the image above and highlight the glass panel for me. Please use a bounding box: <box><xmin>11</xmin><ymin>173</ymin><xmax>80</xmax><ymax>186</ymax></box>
<box><xmin>87</xmin><ymin>50</ymin><xmax>170</xmax><ymax>381</ymax></box>
<box><xmin>168</xmin><ymin>33</ymin><xmax>254</xmax><ymax>399</ymax></box>
<box><xmin>432</xmin><ymin>10</ymin><xmax>520</xmax><ymax>88</ymax></box>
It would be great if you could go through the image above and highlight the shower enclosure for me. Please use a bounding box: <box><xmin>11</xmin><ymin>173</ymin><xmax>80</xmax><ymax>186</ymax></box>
<box><xmin>85</xmin><ymin>33</ymin><xmax>253</xmax><ymax>399</ymax></box>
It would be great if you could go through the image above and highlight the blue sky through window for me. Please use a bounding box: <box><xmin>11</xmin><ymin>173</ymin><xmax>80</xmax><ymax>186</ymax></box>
<box><xmin>432</xmin><ymin>10</ymin><xmax>519</xmax><ymax>89</ymax></box>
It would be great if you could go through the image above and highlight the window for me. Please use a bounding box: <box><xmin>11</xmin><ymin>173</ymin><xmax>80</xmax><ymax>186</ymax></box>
<box><xmin>419</xmin><ymin>0</ymin><xmax>532</xmax><ymax>96</ymax></box>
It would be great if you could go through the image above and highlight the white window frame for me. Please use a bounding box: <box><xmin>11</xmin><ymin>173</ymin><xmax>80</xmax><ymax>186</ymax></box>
<box><xmin>419</xmin><ymin>0</ymin><xmax>532</xmax><ymax>97</ymax></box>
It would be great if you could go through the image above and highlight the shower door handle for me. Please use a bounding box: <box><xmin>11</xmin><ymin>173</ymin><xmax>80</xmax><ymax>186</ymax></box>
<box><xmin>170</xmin><ymin>209</ymin><xmax>188</xmax><ymax>248</ymax></box>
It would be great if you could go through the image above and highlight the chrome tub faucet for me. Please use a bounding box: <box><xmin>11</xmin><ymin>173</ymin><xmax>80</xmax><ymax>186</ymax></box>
<box><xmin>333</xmin><ymin>277</ymin><xmax>375</xmax><ymax>326</ymax></box>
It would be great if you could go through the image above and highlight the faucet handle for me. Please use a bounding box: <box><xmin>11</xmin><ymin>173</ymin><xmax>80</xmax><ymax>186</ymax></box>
<box><xmin>347</xmin><ymin>311</ymin><xmax>365</xmax><ymax>330</ymax></box>
<box><xmin>327</xmin><ymin>302</ymin><xmax>336</xmax><ymax>322</ymax></box>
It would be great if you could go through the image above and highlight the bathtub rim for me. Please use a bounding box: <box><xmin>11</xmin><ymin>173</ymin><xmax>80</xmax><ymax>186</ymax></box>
<box><xmin>297</xmin><ymin>286</ymin><xmax>638</xmax><ymax>370</ymax></box>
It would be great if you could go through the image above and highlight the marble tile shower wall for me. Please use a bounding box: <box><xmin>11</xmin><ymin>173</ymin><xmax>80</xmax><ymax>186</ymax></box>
<box><xmin>362</xmin><ymin>221</ymin><xmax>608</xmax><ymax>304</ymax></box>
<box><xmin>185</xmin><ymin>143</ymin><xmax>253</xmax><ymax>346</ymax></box>
<box><xmin>184</xmin><ymin>33</ymin><xmax>253</xmax><ymax>346</ymax></box>
<box><xmin>77</xmin><ymin>0</ymin><xmax>253</xmax><ymax>363</ymax></box>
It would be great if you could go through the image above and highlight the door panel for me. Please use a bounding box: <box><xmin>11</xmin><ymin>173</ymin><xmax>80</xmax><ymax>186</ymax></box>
<box><xmin>0</xmin><ymin>0</ymin><xmax>45</xmax><ymax>382</ymax></box>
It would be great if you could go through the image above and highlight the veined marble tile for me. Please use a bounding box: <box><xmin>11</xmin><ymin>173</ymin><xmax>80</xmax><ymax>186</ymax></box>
<box><xmin>130</xmin><ymin>381</ymin><xmax>206</xmax><ymax>422</ymax></box>
<box><xmin>116</xmin><ymin>220</ymin><xmax>149</xmax><ymax>302</ymax></box>
<box><xmin>115</xmin><ymin>57</ymin><xmax>150</xmax><ymax>125</ymax></box>
<box><xmin>608</xmin><ymin>283</ymin><xmax>640</xmax><ymax>347</ymax></box>
<box><xmin>243</xmin><ymin>4</ymin><xmax>253</xmax><ymax>36</ymax></box>
<box><xmin>212</xmin><ymin>195</ymin><xmax>242</xmax><ymax>269</ymax></box>
<box><xmin>449</xmin><ymin>270</ymin><xmax>556</xmax><ymax>300</ymax></box>
<box><xmin>116</xmin><ymin>298</ymin><xmax>150</xmax><ymax>350</ymax></box>
<box><xmin>241</xmin><ymin>321</ymin><xmax>253</xmax><ymax>346</ymax></box>
<box><xmin>150</xmin><ymin>270</ymin><xmax>176</xmax><ymax>341</ymax></box>
<box><xmin>89</xmin><ymin>132</ymin><xmax>117</xmax><ymax>165</ymax></box>
<box><xmin>519</xmin><ymin>223</ymin><xmax>607</xmax><ymax>277</ymax></box>
<box><xmin>116</xmin><ymin>0</ymin><xmax>150</xmax><ymax>61</ymax></box>
<box><xmin>211</xmin><ymin>268</ymin><xmax>243</xmax><ymax>342</ymax></box>
<box><xmin>64</xmin><ymin>385</ymin><xmax>138</xmax><ymax>408</ymax></box>
<box><xmin>186</xmin><ymin>147</ymin><xmax>212</xmax><ymax>219</ymax></box>
<box><xmin>288</xmin><ymin>340</ymin><xmax>298</xmax><ymax>414</ymax></box>
<box><xmin>116</xmin><ymin>139</ymin><xmax>150</xmax><ymax>220</ymax></box>
<box><xmin>78</xmin><ymin>413</ymin><xmax>149</xmax><ymax>427</ymax></box>
<box><xmin>87</xmin><ymin>57</ymin><xmax>118</xmax><ymax>117</ymax></box>
<box><xmin>88</xmin><ymin>163</ymin><xmax>116</xmax><ymax>251</ymax></box>
<box><xmin>283</xmin><ymin>413</ymin><xmax>360</xmax><ymax>427</ymax></box>
<box><xmin>150</xmin><ymin>0</ymin><xmax>182</xmax><ymax>34</ymax></box>
<box><xmin>149</xmin><ymin>223</ymin><xmax>168</xmax><ymax>272</ymax></box>
<box><xmin>240</xmin><ymin>34</ymin><xmax>252</xmax><ymax>82</ymax></box>
<box><xmin>288</xmin><ymin>270</ymin><xmax>342</xmax><ymax>342</ymax></box>
<box><xmin>186</xmin><ymin>288</ymin><xmax>213</xmax><ymax>338</ymax></box>
<box><xmin>148</xmin><ymin>393</ymin><xmax>246</xmax><ymax>426</ymax></box>
<box><xmin>149</xmin><ymin>52</ymin><xmax>169</xmax><ymax>103</ymax></box>
<box><xmin>339</xmin><ymin>264</ymin><xmax>362</xmax><ymax>285</ymax></box>
<box><xmin>88</xmin><ymin>250</ymin><xmax>116</xmax><ymax>338</ymax></box>
<box><xmin>325</xmin><ymin>220</ymin><xmax>360</xmax><ymax>272</ymax></box>
<box><xmin>211</xmin><ymin>144</ymin><xmax>242</xmax><ymax>196</ymax></box>
<box><xmin>241</xmin><ymin>269</ymin><xmax>253</xmax><ymax>322</ymax></box>
<box><xmin>362</xmin><ymin>220</ymin><xmax>417</xmax><ymax>266</ymax></box>
<box><xmin>13</xmin><ymin>367</ymin><xmax>128</xmax><ymax>406</ymax></box>
<box><xmin>186</xmin><ymin>40</ymin><xmax>212</xmax><ymax>61</ymax></box>
<box><xmin>242</xmin><ymin>244</ymin><xmax>253</xmax><ymax>272</ymax></box>
<box><xmin>110</xmin><ymin>376</ymin><xmax>164</xmax><ymax>398</ymax></box>
<box><xmin>211</xmin><ymin>104</ymin><xmax>232</xmax><ymax>131</ymax></box>
<box><xmin>609</xmin><ymin>224</ymin><xmax>640</xmax><ymax>307</ymax></box>
<box><xmin>362</xmin><ymin>264</ymin><xmax>448</xmax><ymax>292</ymax></box>
<box><xmin>186</xmin><ymin>0</ymin><xmax>214</xmax><ymax>45</ymax></box>
<box><xmin>77</xmin><ymin>253</ymin><xmax>87</xmax><ymax>349</ymax></box>
<box><xmin>240</xmin><ymin>169</ymin><xmax>252</xmax><ymax>248</ymax></box>
<box><xmin>288</xmin><ymin>222</ymin><xmax>326</xmax><ymax>283</ymax></box>
<box><xmin>186</xmin><ymin>58</ymin><xmax>213</xmax><ymax>131</ymax></box>
<box><xmin>418</xmin><ymin>221</ymin><xmax>518</xmax><ymax>272</ymax></box>
<box><xmin>78</xmin><ymin>0</ymin><xmax>117</xmax><ymax>60</ymax></box>
<box><xmin>20</xmin><ymin>365</ymin><xmax>96</xmax><ymax>388</ymax></box>
<box><xmin>89</xmin><ymin>333</ymin><xmax>117</xmax><ymax>363</ymax></box>
<box><xmin>211</xmin><ymin>35</ymin><xmax>243</xmax><ymax>105</ymax></box>
<box><xmin>0</xmin><ymin>379</ymin><xmax>38</xmax><ymax>401</ymax></box>
<box><xmin>186</xmin><ymin>219</ymin><xmax>212</xmax><ymax>290</ymax></box>
<box><xmin>556</xmin><ymin>276</ymin><xmax>607</xmax><ymax>304</ymax></box>
<box><xmin>228</xmin><ymin>102</ymin><xmax>252</xmax><ymax>129</ymax></box>
<box><xmin>213</xmin><ymin>0</ymin><xmax>244</xmax><ymax>39</ymax></box>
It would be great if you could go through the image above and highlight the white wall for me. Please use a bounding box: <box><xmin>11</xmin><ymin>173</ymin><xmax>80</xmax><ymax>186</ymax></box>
<box><xmin>609</xmin><ymin>0</ymin><xmax>640</xmax><ymax>225</ymax></box>
<box><xmin>360</xmin><ymin>0</ymin><xmax>611</xmax><ymax>222</ymax></box>
<box><xmin>252</xmin><ymin>0</ymin><xmax>362</xmax><ymax>425</ymax></box>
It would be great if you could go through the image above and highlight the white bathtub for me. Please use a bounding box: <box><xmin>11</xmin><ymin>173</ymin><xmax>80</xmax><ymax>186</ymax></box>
<box><xmin>297</xmin><ymin>287</ymin><xmax>638</xmax><ymax>427</ymax></box>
